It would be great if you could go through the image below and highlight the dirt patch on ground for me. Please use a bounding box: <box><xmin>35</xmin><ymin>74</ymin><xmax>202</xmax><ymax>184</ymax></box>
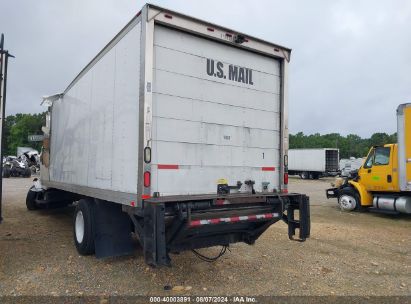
<box><xmin>0</xmin><ymin>177</ymin><xmax>410</xmax><ymax>296</ymax></box>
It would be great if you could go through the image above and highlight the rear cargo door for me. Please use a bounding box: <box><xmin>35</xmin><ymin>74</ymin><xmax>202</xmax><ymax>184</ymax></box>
<box><xmin>151</xmin><ymin>25</ymin><xmax>281</xmax><ymax>196</ymax></box>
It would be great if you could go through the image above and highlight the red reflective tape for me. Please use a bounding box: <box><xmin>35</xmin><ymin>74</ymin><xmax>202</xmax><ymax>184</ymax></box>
<box><xmin>231</xmin><ymin>216</ymin><xmax>240</xmax><ymax>222</ymax></box>
<box><xmin>130</xmin><ymin>201</ymin><xmax>136</xmax><ymax>207</ymax></box>
<box><xmin>262</xmin><ymin>167</ymin><xmax>275</xmax><ymax>171</ymax></box>
<box><xmin>248</xmin><ymin>214</ymin><xmax>257</xmax><ymax>221</ymax></box>
<box><xmin>190</xmin><ymin>220</ymin><xmax>201</xmax><ymax>227</ymax></box>
<box><xmin>189</xmin><ymin>213</ymin><xmax>277</xmax><ymax>227</ymax></box>
<box><xmin>142</xmin><ymin>194</ymin><xmax>151</xmax><ymax>199</ymax></box>
<box><xmin>282</xmin><ymin>189</ymin><xmax>288</xmax><ymax>194</ymax></box>
<box><xmin>157</xmin><ymin>164</ymin><xmax>179</xmax><ymax>170</ymax></box>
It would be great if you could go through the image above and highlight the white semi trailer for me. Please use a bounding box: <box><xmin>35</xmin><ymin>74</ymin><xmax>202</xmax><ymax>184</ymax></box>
<box><xmin>288</xmin><ymin>148</ymin><xmax>339</xmax><ymax>179</ymax></box>
<box><xmin>28</xmin><ymin>4</ymin><xmax>310</xmax><ymax>266</ymax></box>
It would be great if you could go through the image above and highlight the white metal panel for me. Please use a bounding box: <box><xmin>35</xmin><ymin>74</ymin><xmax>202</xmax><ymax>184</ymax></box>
<box><xmin>50</xmin><ymin>22</ymin><xmax>141</xmax><ymax>194</ymax></box>
<box><xmin>155</xmin><ymin>46</ymin><xmax>280</xmax><ymax>94</ymax></box>
<box><xmin>153</xmin><ymin>25</ymin><xmax>281</xmax><ymax>75</ymax></box>
<box><xmin>288</xmin><ymin>149</ymin><xmax>327</xmax><ymax>172</ymax></box>
<box><xmin>397</xmin><ymin>103</ymin><xmax>411</xmax><ymax>191</ymax></box>
<box><xmin>152</xmin><ymin>25</ymin><xmax>281</xmax><ymax>195</ymax></box>
<box><xmin>154</xmin><ymin>63</ymin><xmax>280</xmax><ymax>113</ymax></box>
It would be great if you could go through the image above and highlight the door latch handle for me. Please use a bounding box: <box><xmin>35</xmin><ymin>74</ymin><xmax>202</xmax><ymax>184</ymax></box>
<box><xmin>368</xmin><ymin>169</ymin><xmax>372</xmax><ymax>173</ymax></box>
<box><xmin>387</xmin><ymin>175</ymin><xmax>392</xmax><ymax>183</ymax></box>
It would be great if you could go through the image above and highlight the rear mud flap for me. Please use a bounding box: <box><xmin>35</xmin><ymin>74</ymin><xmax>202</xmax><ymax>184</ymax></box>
<box><xmin>94</xmin><ymin>200</ymin><xmax>134</xmax><ymax>259</ymax></box>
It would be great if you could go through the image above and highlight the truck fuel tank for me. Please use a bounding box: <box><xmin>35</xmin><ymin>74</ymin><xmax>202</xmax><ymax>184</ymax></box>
<box><xmin>373</xmin><ymin>196</ymin><xmax>411</xmax><ymax>214</ymax></box>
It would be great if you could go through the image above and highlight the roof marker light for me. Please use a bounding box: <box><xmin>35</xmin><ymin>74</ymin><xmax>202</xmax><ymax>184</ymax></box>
<box><xmin>207</xmin><ymin>27</ymin><xmax>215</xmax><ymax>32</ymax></box>
<box><xmin>164</xmin><ymin>14</ymin><xmax>172</xmax><ymax>19</ymax></box>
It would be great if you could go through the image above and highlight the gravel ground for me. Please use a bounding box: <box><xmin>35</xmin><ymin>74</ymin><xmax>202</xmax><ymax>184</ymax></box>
<box><xmin>0</xmin><ymin>177</ymin><xmax>410</xmax><ymax>296</ymax></box>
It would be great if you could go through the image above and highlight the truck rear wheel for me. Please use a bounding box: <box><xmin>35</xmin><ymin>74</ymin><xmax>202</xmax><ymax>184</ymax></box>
<box><xmin>26</xmin><ymin>187</ymin><xmax>39</xmax><ymax>210</ymax></box>
<box><xmin>73</xmin><ymin>199</ymin><xmax>95</xmax><ymax>255</ymax></box>
<box><xmin>338</xmin><ymin>188</ymin><xmax>360</xmax><ymax>211</ymax></box>
<box><xmin>310</xmin><ymin>172</ymin><xmax>320</xmax><ymax>180</ymax></box>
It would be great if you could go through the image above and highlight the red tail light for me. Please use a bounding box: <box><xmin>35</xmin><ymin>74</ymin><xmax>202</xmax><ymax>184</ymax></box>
<box><xmin>284</xmin><ymin>173</ymin><xmax>289</xmax><ymax>185</ymax></box>
<box><xmin>144</xmin><ymin>171</ymin><xmax>151</xmax><ymax>187</ymax></box>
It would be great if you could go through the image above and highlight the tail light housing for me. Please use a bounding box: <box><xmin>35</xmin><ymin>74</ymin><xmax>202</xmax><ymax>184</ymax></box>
<box><xmin>144</xmin><ymin>171</ymin><xmax>151</xmax><ymax>187</ymax></box>
<box><xmin>284</xmin><ymin>173</ymin><xmax>289</xmax><ymax>185</ymax></box>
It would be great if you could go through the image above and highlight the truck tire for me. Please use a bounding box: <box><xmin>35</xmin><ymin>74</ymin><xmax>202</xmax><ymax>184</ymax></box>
<box><xmin>338</xmin><ymin>188</ymin><xmax>360</xmax><ymax>211</ymax></box>
<box><xmin>26</xmin><ymin>187</ymin><xmax>39</xmax><ymax>210</ymax></box>
<box><xmin>73</xmin><ymin>199</ymin><xmax>95</xmax><ymax>255</ymax></box>
<box><xmin>24</xmin><ymin>168</ymin><xmax>32</xmax><ymax>178</ymax></box>
<box><xmin>300</xmin><ymin>172</ymin><xmax>309</xmax><ymax>179</ymax></box>
<box><xmin>311</xmin><ymin>172</ymin><xmax>320</xmax><ymax>180</ymax></box>
<box><xmin>2</xmin><ymin>167</ymin><xmax>11</xmax><ymax>178</ymax></box>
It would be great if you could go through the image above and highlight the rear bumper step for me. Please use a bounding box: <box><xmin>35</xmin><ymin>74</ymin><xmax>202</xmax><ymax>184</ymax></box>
<box><xmin>131</xmin><ymin>193</ymin><xmax>310</xmax><ymax>266</ymax></box>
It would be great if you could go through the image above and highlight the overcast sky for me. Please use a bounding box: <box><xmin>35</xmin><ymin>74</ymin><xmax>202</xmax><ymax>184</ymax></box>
<box><xmin>1</xmin><ymin>0</ymin><xmax>410</xmax><ymax>137</ymax></box>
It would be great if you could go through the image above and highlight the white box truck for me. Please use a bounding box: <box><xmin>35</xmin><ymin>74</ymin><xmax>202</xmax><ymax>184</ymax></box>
<box><xmin>27</xmin><ymin>4</ymin><xmax>310</xmax><ymax>266</ymax></box>
<box><xmin>288</xmin><ymin>148</ymin><xmax>339</xmax><ymax>179</ymax></box>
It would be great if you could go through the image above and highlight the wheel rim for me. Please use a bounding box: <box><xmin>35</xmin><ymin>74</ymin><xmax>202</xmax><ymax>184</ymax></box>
<box><xmin>339</xmin><ymin>195</ymin><xmax>357</xmax><ymax>211</ymax></box>
<box><xmin>75</xmin><ymin>210</ymin><xmax>85</xmax><ymax>243</ymax></box>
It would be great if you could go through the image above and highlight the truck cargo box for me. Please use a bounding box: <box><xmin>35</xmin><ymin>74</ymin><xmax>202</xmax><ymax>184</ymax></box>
<box><xmin>288</xmin><ymin>148</ymin><xmax>339</xmax><ymax>179</ymax></box>
<box><xmin>41</xmin><ymin>5</ymin><xmax>290</xmax><ymax>204</ymax></box>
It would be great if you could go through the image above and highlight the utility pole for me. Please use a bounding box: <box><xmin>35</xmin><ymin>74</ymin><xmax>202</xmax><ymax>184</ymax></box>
<box><xmin>0</xmin><ymin>34</ymin><xmax>15</xmax><ymax>223</ymax></box>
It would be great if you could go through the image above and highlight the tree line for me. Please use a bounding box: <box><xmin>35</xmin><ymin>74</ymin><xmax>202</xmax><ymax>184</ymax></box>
<box><xmin>0</xmin><ymin>112</ymin><xmax>397</xmax><ymax>159</ymax></box>
<box><xmin>290</xmin><ymin>132</ymin><xmax>397</xmax><ymax>159</ymax></box>
<box><xmin>2</xmin><ymin>112</ymin><xmax>46</xmax><ymax>156</ymax></box>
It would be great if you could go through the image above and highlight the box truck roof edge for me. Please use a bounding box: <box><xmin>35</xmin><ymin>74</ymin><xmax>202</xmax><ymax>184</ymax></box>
<box><xmin>59</xmin><ymin>3</ymin><xmax>291</xmax><ymax>99</ymax></box>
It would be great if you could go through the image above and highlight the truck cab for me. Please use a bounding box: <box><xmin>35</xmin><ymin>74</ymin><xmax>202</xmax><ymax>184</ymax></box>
<box><xmin>326</xmin><ymin>103</ymin><xmax>411</xmax><ymax>214</ymax></box>
<box><xmin>359</xmin><ymin>144</ymin><xmax>399</xmax><ymax>193</ymax></box>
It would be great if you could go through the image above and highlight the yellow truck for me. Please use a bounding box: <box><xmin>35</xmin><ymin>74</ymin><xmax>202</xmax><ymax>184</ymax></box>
<box><xmin>326</xmin><ymin>103</ymin><xmax>411</xmax><ymax>214</ymax></box>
